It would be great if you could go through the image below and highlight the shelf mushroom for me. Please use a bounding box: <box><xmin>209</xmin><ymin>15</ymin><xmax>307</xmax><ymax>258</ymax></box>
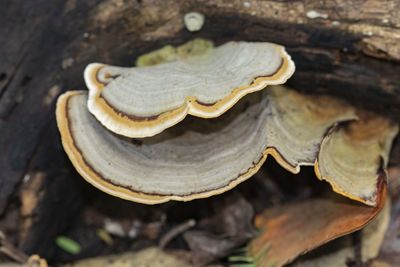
<box><xmin>56</xmin><ymin>86</ymin><xmax>356</xmax><ymax>204</ymax></box>
<box><xmin>57</xmin><ymin>40</ymin><xmax>398</xmax><ymax>206</ymax></box>
<box><xmin>84</xmin><ymin>41</ymin><xmax>295</xmax><ymax>138</ymax></box>
<box><xmin>316</xmin><ymin>112</ymin><xmax>398</xmax><ymax>206</ymax></box>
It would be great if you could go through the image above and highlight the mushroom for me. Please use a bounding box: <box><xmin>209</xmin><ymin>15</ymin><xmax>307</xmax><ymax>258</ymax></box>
<box><xmin>84</xmin><ymin>41</ymin><xmax>295</xmax><ymax>138</ymax></box>
<box><xmin>315</xmin><ymin>111</ymin><xmax>398</xmax><ymax>206</ymax></box>
<box><xmin>56</xmin><ymin>86</ymin><xmax>355</xmax><ymax>204</ymax></box>
<box><xmin>183</xmin><ymin>12</ymin><xmax>205</xmax><ymax>32</ymax></box>
<box><xmin>265</xmin><ymin>86</ymin><xmax>356</xmax><ymax>173</ymax></box>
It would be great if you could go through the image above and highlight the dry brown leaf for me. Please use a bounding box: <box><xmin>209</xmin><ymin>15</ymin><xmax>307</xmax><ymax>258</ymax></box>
<box><xmin>291</xmin><ymin>198</ymin><xmax>390</xmax><ymax>267</ymax></box>
<box><xmin>248</xmin><ymin>178</ymin><xmax>387</xmax><ymax>267</ymax></box>
<box><xmin>291</xmin><ymin>238</ymin><xmax>354</xmax><ymax>267</ymax></box>
<box><xmin>374</xmin><ymin>178</ymin><xmax>400</xmax><ymax>265</ymax></box>
<box><xmin>361</xmin><ymin>198</ymin><xmax>391</xmax><ymax>262</ymax></box>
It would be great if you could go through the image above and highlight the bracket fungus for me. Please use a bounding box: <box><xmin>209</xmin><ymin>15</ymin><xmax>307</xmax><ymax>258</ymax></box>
<box><xmin>84</xmin><ymin>41</ymin><xmax>295</xmax><ymax>138</ymax></box>
<box><xmin>316</xmin><ymin>112</ymin><xmax>399</xmax><ymax>206</ymax></box>
<box><xmin>56</xmin><ymin>85</ymin><xmax>356</xmax><ymax>204</ymax></box>
<box><xmin>57</xmin><ymin>40</ymin><xmax>398</xmax><ymax>207</ymax></box>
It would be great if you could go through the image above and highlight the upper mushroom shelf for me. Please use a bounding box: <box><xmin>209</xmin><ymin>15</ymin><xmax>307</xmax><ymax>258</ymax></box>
<box><xmin>84</xmin><ymin>41</ymin><xmax>295</xmax><ymax>138</ymax></box>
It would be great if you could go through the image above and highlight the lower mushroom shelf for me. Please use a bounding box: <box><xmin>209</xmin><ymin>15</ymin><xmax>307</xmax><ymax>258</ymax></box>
<box><xmin>56</xmin><ymin>85</ymin><xmax>397</xmax><ymax>205</ymax></box>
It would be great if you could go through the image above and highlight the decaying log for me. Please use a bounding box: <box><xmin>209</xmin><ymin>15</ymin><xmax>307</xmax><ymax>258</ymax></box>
<box><xmin>1</xmin><ymin>0</ymin><xmax>399</xmax><ymax>258</ymax></box>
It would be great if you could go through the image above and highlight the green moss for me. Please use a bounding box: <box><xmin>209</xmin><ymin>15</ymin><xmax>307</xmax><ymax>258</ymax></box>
<box><xmin>136</xmin><ymin>45</ymin><xmax>176</xmax><ymax>67</ymax></box>
<box><xmin>176</xmin><ymin>38</ymin><xmax>214</xmax><ymax>58</ymax></box>
<box><xmin>135</xmin><ymin>38</ymin><xmax>214</xmax><ymax>67</ymax></box>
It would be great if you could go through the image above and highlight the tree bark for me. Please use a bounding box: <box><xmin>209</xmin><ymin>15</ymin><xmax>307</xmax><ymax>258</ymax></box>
<box><xmin>1</xmin><ymin>0</ymin><xmax>399</xmax><ymax>258</ymax></box>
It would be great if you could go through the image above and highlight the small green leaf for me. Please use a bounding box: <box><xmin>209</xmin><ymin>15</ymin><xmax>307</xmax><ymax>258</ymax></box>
<box><xmin>55</xmin><ymin>235</ymin><xmax>81</xmax><ymax>255</ymax></box>
<box><xmin>228</xmin><ymin>255</ymin><xmax>254</xmax><ymax>263</ymax></box>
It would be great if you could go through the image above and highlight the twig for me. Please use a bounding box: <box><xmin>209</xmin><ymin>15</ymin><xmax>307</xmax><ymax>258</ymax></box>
<box><xmin>159</xmin><ymin>219</ymin><xmax>196</xmax><ymax>249</ymax></box>
<box><xmin>0</xmin><ymin>231</ymin><xmax>29</xmax><ymax>263</ymax></box>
